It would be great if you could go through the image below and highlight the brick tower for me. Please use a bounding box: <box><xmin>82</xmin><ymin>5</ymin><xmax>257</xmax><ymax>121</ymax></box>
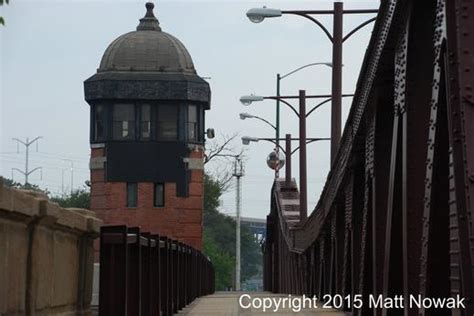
<box><xmin>84</xmin><ymin>2</ymin><xmax>210</xmax><ymax>250</ymax></box>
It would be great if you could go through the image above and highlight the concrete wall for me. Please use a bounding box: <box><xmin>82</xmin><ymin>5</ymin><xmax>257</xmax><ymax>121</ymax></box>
<box><xmin>0</xmin><ymin>179</ymin><xmax>101</xmax><ymax>316</ymax></box>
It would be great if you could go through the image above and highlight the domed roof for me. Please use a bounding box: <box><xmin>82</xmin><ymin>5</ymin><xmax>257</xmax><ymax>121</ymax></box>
<box><xmin>98</xmin><ymin>3</ymin><xmax>196</xmax><ymax>74</ymax></box>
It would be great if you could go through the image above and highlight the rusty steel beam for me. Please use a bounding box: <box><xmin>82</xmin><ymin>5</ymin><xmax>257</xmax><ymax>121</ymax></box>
<box><xmin>342</xmin><ymin>175</ymin><xmax>353</xmax><ymax>301</ymax></box>
<box><xmin>445</xmin><ymin>0</ymin><xmax>474</xmax><ymax>314</ymax></box>
<box><xmin>335</xmin><ymin>201</ymin><xmax>345</xmax><ymax>297</ymax></box>
<box><xmin>262</xmin><ymin>1</ymin><xmax>474</xmax><ymax>315</ymax></box>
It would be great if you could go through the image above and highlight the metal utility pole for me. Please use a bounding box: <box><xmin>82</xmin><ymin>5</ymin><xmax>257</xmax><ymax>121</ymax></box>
<box><xmin>64</xmin><ymin>159</ymin><xmax>74</xmax><ymax>194</ymax></box>
<box><xmin>331</xmin><ymin>2</ymin><xmax>343</xmax><ymax>165</ymax></box>
<box><xmin>299</xmin><ymin>90</ymin><xmax>308</xmax><ymax>220</ymax></box>
<box><xmin>233</xmin><ymin>156</ymin><xmax>244</xmax><ymax>291</ymax></box>
<box><xmin>246</xmin><ymin>2</ymin><xmax>377</xmax><ymax>164</ymax></box>
<box><xmin>285</xmin><ymin>134</ymin><xmax>292</xmax><ymax>186</ymax></box>
<box><xmin>212</xmin><ymin>152</ymin><xmax>245</xmax><ymax>290</ymax></box>
<box><xmin>12</xmin><ymin>137</ymin><xmax>42</xmax><ymax>185</ymax></box>
<box><xmin>61</xmin><ymin>168</ymin><xmax>66</xmax><ymax>196</ymax></box>
<box><xmin>275</xmin><ymin>73</ymin><xmax>281</xmax><ymax>179</ymax></box>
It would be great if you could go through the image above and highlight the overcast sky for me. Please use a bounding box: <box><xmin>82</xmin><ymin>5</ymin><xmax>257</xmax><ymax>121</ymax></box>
<box><xmin>1</xmin><ymin>0</ymin><xmax>378</xmax><ymax>219</ymax></box>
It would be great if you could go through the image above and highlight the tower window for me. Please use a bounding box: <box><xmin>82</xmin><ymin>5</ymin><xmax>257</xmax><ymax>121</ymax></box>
<box><xmin>187</xmin><ymin>105</ymin><xmax>198</xmax><ymax>141</ymax></box>
<box><xmin>93</xmin><ymin>104</ymin><xmax>106</xmax><ymax>141</ymax></box>
<box><xmin>154</xmin><ymin>183</ymin><xmax>164</xmax><ymax>207</ymax></box>
<box><xmin>157</xmin><ymin>105</ymin><xmax>178</xmax><ymax>140</ymax></box>
<box><xmin>113</xmin><ymin>104</ymin><xmax>135</xmax><ymax>140</ymax></box>
<box><xmin>126</xmin><ymin>182</ymin><xmax>137</xmax><ymax>207</ymax></box>
<box><xmin>141</xmin><ymin>104</ymin><xmax>152</xmax><ymax>139</ymax></box>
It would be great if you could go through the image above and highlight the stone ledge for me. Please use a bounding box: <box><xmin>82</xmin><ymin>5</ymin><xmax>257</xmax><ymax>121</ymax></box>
<box><xmin>0</xmin><ymin>177</ymin><xmax>101</xmax><ymax>315</ymax></box>
<box><xmin>0</xmin><ymin>182</ymin><xmax>41</xmax><ymax>218</ymax></box>
<box><xmin>0</xmin><ymin>178</ymin><xmax>101</xmax><ymax>235</ymax></box>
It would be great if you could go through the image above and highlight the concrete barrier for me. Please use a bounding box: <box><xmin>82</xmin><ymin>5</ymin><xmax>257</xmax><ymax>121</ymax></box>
<box><xmin>0</xmin><ymin>178</ymin><xmax>101</xmax><ymax>315</ymax></box>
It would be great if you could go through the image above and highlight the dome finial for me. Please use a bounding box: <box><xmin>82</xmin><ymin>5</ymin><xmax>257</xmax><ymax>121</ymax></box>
<box><xmin>145</xmin><ymin>2</ymin><xmax>155</xmax><ymax>17</ymax></box>
<box><xmin>137</xmin><ymin>2</ymin><xmax>161</xmax><ymax>31</ymax></box>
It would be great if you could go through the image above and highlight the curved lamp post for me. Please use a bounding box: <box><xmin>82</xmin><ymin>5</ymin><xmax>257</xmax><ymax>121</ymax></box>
<box><xmin>240</xmin><ymin>63</ymin><xmax>332</xmax><ymax>147</ymax></box>
<box><xmin>239</xmin><ymin>113</ymin><xmax>278</xmax><ymax>176</ymax></box>
<box><xmin>275</xmin><ymin>62</ymin><xmax>332</xmax><ymax>152</ymax></box>
<box><xmin>246</xmin><ymin>3</ymin><xmax>378</xmax><ymax>165</ymax></box>
<box><xmin>239</xmin><ymin>90</ymin><xmax>353</xmax><ymax>220</ymax></box>
<box><xmin>239</xmin><ymin>112</ymin><xmax>277</xmax><ymax>131</ymax></box>
<box><xmin>240</xmin><ymin>93</ymin><xmax>354</xmax><ymax>118</ymax></box>
<box><xmin>242</xmin><ymin>135</ymin><xmax>329</xmax><ymax>155</ymax></box>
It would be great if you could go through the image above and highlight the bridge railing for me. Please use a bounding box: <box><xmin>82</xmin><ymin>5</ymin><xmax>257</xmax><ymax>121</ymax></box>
<box><xmin>99</xmin><ymin>225</ymin><xmax>214</xmax><ymax>316</ymax></box>
<box><xmin>263</xmin><ymin>0</ymin><xmax>474</xmax><ymax>314</ymax></box>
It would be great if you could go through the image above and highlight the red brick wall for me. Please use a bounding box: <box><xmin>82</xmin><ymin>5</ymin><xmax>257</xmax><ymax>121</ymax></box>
<box><xmin>90</xmin><ymin>146</ymin><xmax>204</xmax><ymax>254</ymax></box>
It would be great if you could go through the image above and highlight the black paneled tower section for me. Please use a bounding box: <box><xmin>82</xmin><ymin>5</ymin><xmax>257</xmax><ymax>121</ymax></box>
<box><xmin>106</xmin><ymin>142</ymin><xmax>189</xmax><ymax>196</ymax></box>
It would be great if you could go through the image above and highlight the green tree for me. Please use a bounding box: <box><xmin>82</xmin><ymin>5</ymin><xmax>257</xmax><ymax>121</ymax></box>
<box><xmin>0</xmin><ymin>0</ymin><xmax>9</xmax><ymax>26</ymax></box>
<box><xmin>50</xmin><ymin>189</ymin><xmax>90</xmax><ymax>209</ymax></box>
<box><xmin>203</xmin><ymin>231</ymin><xmax>234</xmax><ymax>290</ymax></box>
<box><xmin>202</xmin><ymin>174</ymin><xmax>262</xmax><ymax>290</ymax></box>
<box><xmin>240</xmin><ymin>227</ymin><xmax>262</xmax><ymax>282</ymax></box>
<box><xmin>2</xmin><ymin>177</ymin><xmax>50</xmax><ymax>195</ymax></box>
<box><xmin>2</xmin><ymin>177</ymin><xmax>89</xmax><ymax>208</ymax></box>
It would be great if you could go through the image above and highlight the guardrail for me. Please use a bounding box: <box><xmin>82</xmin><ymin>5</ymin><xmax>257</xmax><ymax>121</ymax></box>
<box><xmin>99</xmin><ymin>225</ymin><xmax>214</xmax><ymax>316</ymax></box>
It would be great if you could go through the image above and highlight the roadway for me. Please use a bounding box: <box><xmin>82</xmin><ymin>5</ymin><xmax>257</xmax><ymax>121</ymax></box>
<box><xmin>177</xmin><ymin>292</ymin><xmax>348</xmax><ymax>315</ymax></box>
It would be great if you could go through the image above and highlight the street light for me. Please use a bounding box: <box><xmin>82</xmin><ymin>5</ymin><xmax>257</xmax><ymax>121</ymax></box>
<box><xmin>240</xmin><ymin>95</ymin><xmax>265</xmax><ymax>105</ymax></box>
<box><xmin>240</xmin><ymin>92</ymin><xmax>354</xmax><ymax>116</ymax></box>
<box><xmin>239</xmin><ymin>90</ymin><xmax>353</xmax><ymax>220</ymax></box>
<box><xmin>241</xmin><ymin>89</ymin><xmax>325</xmax><ymax>220</ymax></box>
<box><xmin>246</xmin><ymin>3</ymin><xmax>378</xmax><ymax>165</ymax></box>
<box><xmin>241</xmin><ymin>136</ymin><xmax>259</xmax><ymax>145</ymax></box>
<box><xmin>246</xmin><ymin>7</ymin><xmax>282</xmax><ymax>23</ymax></box>
<box><xmin>275</xmin><ymin>62</ymin><xmax>332</xmax><ymax>151</ymax></box>
<box><xmin>240</xmin><ymin>63</ymin><xmax>332</xmax><ymax>137</ymax></box>
<box><xmin>239</xmin><ymin>113</ymin><xmax>277</xmax><ymax>131</ymax></box>
<box><xmin>279</xmin><ymin>62</ymin><xmax>332</xmax><ymax>80</ymax></box>
<box><xmin>239</xmin><ymin>112</ymin><xmax>253</xmax><ymax>119</ymax></box>
<box><xmin>242</xmin><ymin>136</ymin><xmax>329</xmax><ymax>150</ymax></box>
<box><xmin>241</xmin><ymin>62</ymin><xmax>332</xmax><ymax>180</ymax></box>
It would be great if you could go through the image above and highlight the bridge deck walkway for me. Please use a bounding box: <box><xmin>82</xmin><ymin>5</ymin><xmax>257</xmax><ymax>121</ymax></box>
<box><xmin>177</xmin><ymin>292</ymin><xmax>348</xmax><ymax>315</ymax></box>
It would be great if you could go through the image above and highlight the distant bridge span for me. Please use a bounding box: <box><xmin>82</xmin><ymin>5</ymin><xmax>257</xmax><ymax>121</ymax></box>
<box><xmin>232</xmin><ymin>216</ymin><xmax>266</xmax><ymax>242</ymax></box>
<box><xmin>264</xmin><ymin>0</ymin><xmax>474</xmax><ymax>315</ymax></box>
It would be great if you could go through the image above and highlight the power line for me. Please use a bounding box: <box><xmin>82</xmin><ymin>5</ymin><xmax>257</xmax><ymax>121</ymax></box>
<box><xmin>0</xmin><ymin>150</ymin><xmax>90</xmax><ymax>164</ymax></box>
<box><xmin>36</xmin><ymin>151</ymin><xmax>89</xmax><ymax>163</ymax></box>
<box><xmin>0</xmin><ymin>158</ymin><xmax>89</xmax><ymax>174</ymax></box>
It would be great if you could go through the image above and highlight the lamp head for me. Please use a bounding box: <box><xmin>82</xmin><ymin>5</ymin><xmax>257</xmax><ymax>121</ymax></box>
<box><xmin>240</xmin><ymin>95</ymin><xmax>264</xmax><ymax>105</ymax></box>
<box><xmin>246</xmin><ymin>7</ymin><xmax>282</xmax><ymax>23</ymax></box>
<box><xmin>241</xmin><ymin>136</ymin><xmax>259</xmax><ymax>145</ymax></box>
<box><xmin>239</xmin><ymin>113</ymin><xmax>254</xmax><ymax>120</ymax></box>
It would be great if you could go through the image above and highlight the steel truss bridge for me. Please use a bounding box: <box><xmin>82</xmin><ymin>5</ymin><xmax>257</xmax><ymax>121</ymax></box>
<box><xmin>97</xmin><ymin>0</ymin><xmax>474</xmax><ymax>315</ymax></box>
<box><xmin>264</xmin><ymin>0</ymin><xmax>474</xmax><ymax>315</ymax></box>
